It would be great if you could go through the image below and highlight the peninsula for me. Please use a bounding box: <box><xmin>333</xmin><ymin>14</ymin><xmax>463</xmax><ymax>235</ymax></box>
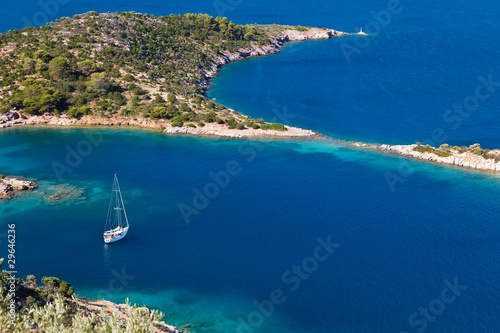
<box><xmin>0</xmin><ymin>11</ymin><xmax>346</xmax><ymax>138</ymax></box>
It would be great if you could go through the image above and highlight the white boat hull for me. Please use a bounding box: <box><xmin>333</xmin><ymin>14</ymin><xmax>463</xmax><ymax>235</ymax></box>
<box><xmin>104</xmin><ymin>226</ymin><xmax>129</xmax><ymax>243</ymax></box>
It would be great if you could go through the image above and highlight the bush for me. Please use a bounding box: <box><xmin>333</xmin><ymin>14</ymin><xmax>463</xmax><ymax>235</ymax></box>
<box><xmin>123</xmin><ymin>73</ymin><xmax>135</xmax><ymax>82</ymax></box>
<box><xmin>171</xmin><ymin>116</ymin><xmax>183</xmax><ymax>127</ymax></box>
<box><xmin>48</xmin><ymin>57</ymin><xmax>73</xmax><ymax>80</ymax></box>
<box><xmin>167</xmin><ymin>93</ymin><xmax>177</xmax><ymax>104</ymax></box>
<box><xmin>433</xmin><ymin>149</ymin><xmax>452</xmax><ymax>157</ymax></box>
<box><xmin>41</xmin><ymin>276</ymin><xmax>61</xmax><ymax>287</ymax></box>
<box><xmin>14</xmin><ymin>79</ymin><xmax>64</xmax><ymax>115</ymax></box>
<box><xmin>261</xmin><ymin>123</ymin><xmax>286</xmax><ymax>131</ymax></box>
<box><xmin>68</xmin><ymin>106</ymin><xmax>91</xmax><ymax>118</ymax></box>
<box><xmin>58</xmin><ymin>280</ymin><xmax>74</xmax><ymax>297</ymax></box>
<box><xmin>150</xmin><ymin>106</ymin><xmax>167</xmax><ymax>119</ymax></box>
<box><xmin>86</xmin><ymin>73</ymin><xmax>110</xmax><ymax>95</ymax></box>
<box><xmin>413</xmin><ymin>144</ymin><xmax>434</xmax><ymax>154</ymax></box>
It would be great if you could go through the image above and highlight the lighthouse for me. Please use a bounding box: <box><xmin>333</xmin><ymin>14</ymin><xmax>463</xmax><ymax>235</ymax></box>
<box><xmin>357</xmin><ymin>27</ymin><xmax>368</xmax><ymax>35</ymax></box>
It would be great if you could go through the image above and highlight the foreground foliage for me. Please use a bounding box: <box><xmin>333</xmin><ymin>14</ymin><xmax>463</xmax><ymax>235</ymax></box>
<box><xmin>0</xmin><ymin>259</ymin><xmax>172</xmax><ymax>332</ymax></box>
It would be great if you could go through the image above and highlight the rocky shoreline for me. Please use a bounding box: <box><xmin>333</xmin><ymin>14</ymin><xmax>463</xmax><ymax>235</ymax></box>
<box><xmin>0</xmin><ymin>176</ymin><xmax>37</xmax><ymax>199</ymax></box>
<box><xmin>75</xmin><ymin>297</ymin><xmax>179</xmax><ymax>333</ymax></box>
<box><xmin>352</xmin><ymin>142</ymin><xmax>500</xmax><ymax>172</ymax></box>
<box><xmin>201</xmin><ymin>27</ymin><xmax>348</xmax><ymax>88</ymax></box>
<box><xmin>164</xmin><ymin>122</ymin><xmax>317</xmax><ymax>138</ymax></box>
<box><xmin>0</xmin><ymin>111</ymin><xmax>319</xmax><ymax>138</ymax></box>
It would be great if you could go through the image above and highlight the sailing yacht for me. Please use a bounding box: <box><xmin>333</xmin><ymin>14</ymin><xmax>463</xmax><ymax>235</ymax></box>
<box><xmin>103</xmin><ymin>175</ymin><xmax>129</xmax><ymax>243</ymax></box>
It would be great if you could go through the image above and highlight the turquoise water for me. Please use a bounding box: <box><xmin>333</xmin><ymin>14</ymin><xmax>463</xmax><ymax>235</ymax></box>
<box><xmin>2</xmin><ymin>127</ymin><xmax>500</xmax><ymax>332</ymax></box>
<box><xmin>2</xmin><ymin>0</ymin><xmax>500</xmax><ymax>332</ymax></box>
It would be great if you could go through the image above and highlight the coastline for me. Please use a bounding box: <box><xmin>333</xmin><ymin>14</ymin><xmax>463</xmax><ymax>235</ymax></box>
<box><xmin>4</xmin><ymin>112</ymin><xmax>500</xmax><ymax>173</ymax></box>
<box><xmin>0</xmin><ymin>111</ymin><xmax>319</xmax><ymax>139</ymax></box>
<box><xmin>200</xmin><ymin>27</ymin><xmax>348</xmax><ymax>88</ymax></box>
<box><xmin>351</xmin><ymin>142</ymin><xmax>500</xmax><ymax>173</ymax></box>
<box><xmin>2</xmin><ymin>19</ymin><xmax>500</xmax><ymax>173</ymax></box>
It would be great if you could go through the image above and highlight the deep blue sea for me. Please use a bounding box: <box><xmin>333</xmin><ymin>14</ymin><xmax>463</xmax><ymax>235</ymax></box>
<box><xmin>1</xmin><ymin>1</ymin><xmax>500</xmax><ymax>332</ymax></box>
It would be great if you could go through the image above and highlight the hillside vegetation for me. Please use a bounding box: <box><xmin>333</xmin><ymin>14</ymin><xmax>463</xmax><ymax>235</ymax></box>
<box><xmin>0</xmin><ymin>11</ymin><xmax>287</xmax><ymax>129</ymax></box>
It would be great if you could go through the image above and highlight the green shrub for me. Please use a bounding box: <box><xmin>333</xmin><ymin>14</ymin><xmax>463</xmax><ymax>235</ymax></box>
<box><xmin>41</xmin><ymin>276</ymin><xmax>61</xmax><ymax>287</ymax></box>
<box><xmin>123</xmin><ymin>73</ymin><xmax>135</xmax><ymax>82</ymax></box>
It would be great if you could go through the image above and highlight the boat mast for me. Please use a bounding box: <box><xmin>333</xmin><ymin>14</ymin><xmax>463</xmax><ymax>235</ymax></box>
<box><xmin>105</xmin><ymin>176</ymin><xmax>115</xmax><ymax>232</ymax></box>
<box><xmin>114</xmin><ymin>175</ymin><xmax>129</xmax><ymax>228</ymax></box>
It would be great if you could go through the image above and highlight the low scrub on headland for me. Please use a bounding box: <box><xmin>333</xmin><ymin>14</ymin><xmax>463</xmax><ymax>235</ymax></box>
<box><xmin>413</xmin><ymin>142</ymin><xmax>500</xmax><ymax>161</ymax></box>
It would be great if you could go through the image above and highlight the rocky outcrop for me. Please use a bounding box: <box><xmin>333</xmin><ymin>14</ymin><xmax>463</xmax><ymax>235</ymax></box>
<box><xmin>0</xmin><ymin>176</ymin><xmax>37</xmax><ymax>200</ymax></box>
<box><xmin>350</xmin><ymin>142</ymin><xmax>500</xmax><ymax>172</ymax></box>
<box><xmin>2</xmin><ymin>177</ymin><xmax>37</xmax><ymax>191</ymax></box>
<box><xmin>281</xmin><ymin>28</ymin><xmax>347</xmax><ymax>41</ymax></box>
<box><xmin>0</xmin><ymin>111</ymin><xmax>23</xmax><ymax>128</ymax></box>
<box><xmin>0</xmin><ymin>183</ymin><xmax>13</xmax><ymax>199</ymax></box>
<box><xmin>76</xmin><ymin>297</ymin><xmax>179</xmax><ymax>333</ymax></box>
